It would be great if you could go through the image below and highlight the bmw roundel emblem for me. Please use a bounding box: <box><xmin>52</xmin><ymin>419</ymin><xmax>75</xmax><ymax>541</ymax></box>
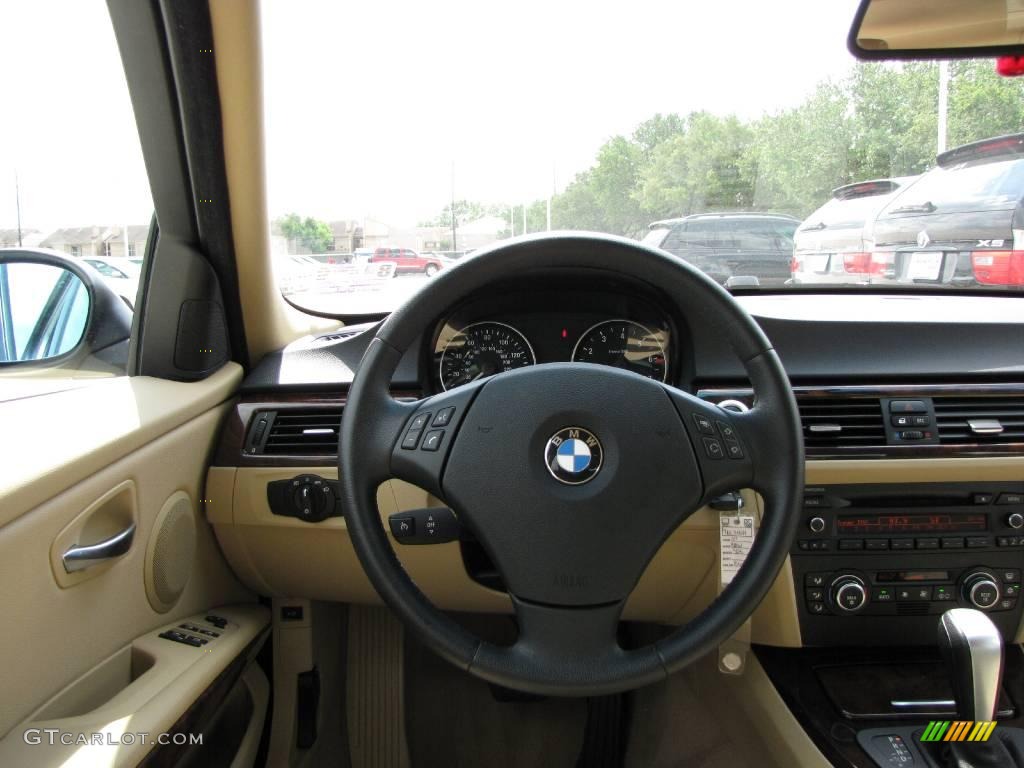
<box><xmin>545</xmin><ymin>427</ymin><xmax>603</xmax><ymax>485</ymax></box>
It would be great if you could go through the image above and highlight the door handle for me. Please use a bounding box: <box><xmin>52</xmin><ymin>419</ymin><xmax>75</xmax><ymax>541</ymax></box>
<box><xmin>62</xmin><ymin>522</ymin><xmax>136</xmax><ymax>573</ymax></box>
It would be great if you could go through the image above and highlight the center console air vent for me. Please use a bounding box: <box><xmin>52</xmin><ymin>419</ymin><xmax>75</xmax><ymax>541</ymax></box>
<box><xmin>796</xmin><ymin>395</ymin><xmax>886</xmax><ymax>448</ymax></box>
<box><xmin>934</xmin><ymin>395</ymin><xmax>1024</xmax><ymax>445</ymax></box>
<box><xmin>248</xmin><ymin>408</ymin><xmax>344</xmax><ymax>456</ymax></box>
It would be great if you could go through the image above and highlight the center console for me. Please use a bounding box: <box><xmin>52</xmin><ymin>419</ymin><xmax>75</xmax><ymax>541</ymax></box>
<box><xmin>790</xmin><ymin>482</ymin><xmax>1024</xmax><ymax>645</ymax></box>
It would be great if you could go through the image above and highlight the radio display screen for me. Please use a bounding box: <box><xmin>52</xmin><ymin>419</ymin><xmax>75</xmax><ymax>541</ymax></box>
<box><xmin>836</xmin><ymin>513</ymin><xmax>987</xmax><ymax>534</ymax></box>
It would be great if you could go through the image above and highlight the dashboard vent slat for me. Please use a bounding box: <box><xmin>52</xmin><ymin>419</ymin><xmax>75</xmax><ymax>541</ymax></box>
<box><xmin>253</xmin><ymin>407</ymin><xmax>344</xmax><ymax>455</ymax></box>
<box><xmin>934</xmin><ymin>396</ymin><xmax>1024</xmax><ymax>445</ymax></box>
<box><xmin>796</xmin><ymin>395</ymin><xmax>885</xmax><ymax>449</ymax></box>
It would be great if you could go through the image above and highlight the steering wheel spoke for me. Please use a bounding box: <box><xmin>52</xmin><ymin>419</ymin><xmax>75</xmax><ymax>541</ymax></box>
<box><xmin>665</xmin><ymin>387</ymin><xmax>757</xmax><ymax>503</ymax></box>
<box><xmin>387</xmin><ymin>380</ymin><xmax>484</xmax><ymax>498</ymax></box>
<box><xmin>469</xmin><ymin>597</ymin><xmax>666</xmax><ymax>696</ymax></box>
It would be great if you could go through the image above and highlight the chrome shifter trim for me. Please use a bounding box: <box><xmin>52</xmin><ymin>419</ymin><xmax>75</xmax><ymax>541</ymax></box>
<box><xmin>939</xmin><ymin>608</ymin><xmax>1003</xmax><ymax>722</ymax></box>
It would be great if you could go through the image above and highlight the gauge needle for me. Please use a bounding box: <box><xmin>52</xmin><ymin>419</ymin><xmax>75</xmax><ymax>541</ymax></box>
<box><xmin>468</xmin><ymin>370</ymin><xmax>485</xmax><ymax>382</ymax></box>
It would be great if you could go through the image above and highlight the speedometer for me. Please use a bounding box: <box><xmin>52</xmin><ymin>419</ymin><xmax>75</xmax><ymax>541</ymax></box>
<box><xmin>572</xmin><ymin>319</ymin><xmax>668</xmax><ymax>381</ymax></box>
<box><xmin>439</xmin><ymin>322</ymin><xmax>535</xmax><ymax>390</ymax></box>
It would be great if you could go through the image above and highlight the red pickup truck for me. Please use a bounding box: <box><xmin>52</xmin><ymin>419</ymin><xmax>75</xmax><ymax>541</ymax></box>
<box><xmin>369</xmin><ymin>247</ymin><xmax>443</xmax><ymax>276</ymax></box>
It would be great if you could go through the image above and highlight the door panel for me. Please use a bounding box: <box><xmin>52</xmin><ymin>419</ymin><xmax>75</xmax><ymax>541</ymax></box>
<box><xmin>0</xmin><ymin>365</ymin><xmax>258</xmax><ymax>760</ymax></box>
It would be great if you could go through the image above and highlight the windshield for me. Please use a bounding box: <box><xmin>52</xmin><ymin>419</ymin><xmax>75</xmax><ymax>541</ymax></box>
<box><xmin>261</xmin><ymin>0</ymin><xmax>1024</xmax><ymax>314</ymax></box>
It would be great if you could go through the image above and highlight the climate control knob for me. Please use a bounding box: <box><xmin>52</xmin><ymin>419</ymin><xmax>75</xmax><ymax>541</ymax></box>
<box><xmin>830</xmin><ymin>574</ymin><xmax>868</xmax><ymax>613</ymax></box>
<box><xmin>962</xmin><ymin>571</ymin><xmax>1000</xmax><ymax>610</ymax></box>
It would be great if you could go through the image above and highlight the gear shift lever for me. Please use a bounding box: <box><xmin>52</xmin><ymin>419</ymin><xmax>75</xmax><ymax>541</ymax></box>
<box><xmin>862</xmin><ymin>610</ymin><xmax>1022</xmax><ymax>768</ymax></box>
<box><xmin>937</xmin><ymin>608</ymin><xmax>1003</xmax><ymax>722</ymax></box>
<box><xmin>927</xmin><ymin>609</ymin><xmax>1021</xmax><ymax>768</ymax></box>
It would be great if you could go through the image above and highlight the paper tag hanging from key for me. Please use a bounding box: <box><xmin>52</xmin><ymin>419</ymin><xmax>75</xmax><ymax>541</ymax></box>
<box><xmin>717</xmin><ymin>494</ymin><xmax>756</xmax><ymax>675</ymax></box>
<box><xmin>719</xmin><ymin>509</ymin><xmax>756</xmax><ymax>586</ymax></box>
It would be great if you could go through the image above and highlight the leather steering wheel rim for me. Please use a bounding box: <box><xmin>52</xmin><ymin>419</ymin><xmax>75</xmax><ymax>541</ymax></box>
<box><xmin>339</xmin><ymin>232</ymin><xmax>803</xmax><ymax>696</ymax></box>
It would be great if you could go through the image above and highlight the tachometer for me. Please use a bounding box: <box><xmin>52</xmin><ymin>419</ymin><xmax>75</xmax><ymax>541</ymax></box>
<box><xmin>571</xmin><ymin>319</ymin><xmax>668</xmax><ymax>381</ymax></box>
<box><xmin>439</xmin><ymin>321</ymin><xmax>535</xmax><ymax>390</ymax></box>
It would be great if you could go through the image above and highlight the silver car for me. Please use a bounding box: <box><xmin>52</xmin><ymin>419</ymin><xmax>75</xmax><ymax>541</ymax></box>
<box><xmin>791</xmin><ymin>177</ymin><xmax>919</xmax><ymax>285</ymax></box>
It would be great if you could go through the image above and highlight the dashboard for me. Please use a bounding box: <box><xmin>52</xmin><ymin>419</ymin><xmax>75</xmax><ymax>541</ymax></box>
<box><xmin>214</xmin><ymin>276</ymin><xmax>1024</xmax><ymax>650</ymax></box>
<box><xmin>426</xmin><ymin>278</ymin><xmax>679</xmax><ymax>392</ymax></box>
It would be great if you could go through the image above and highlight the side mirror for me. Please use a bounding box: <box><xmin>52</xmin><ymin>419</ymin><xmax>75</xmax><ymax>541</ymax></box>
<box><xmin>0</xmin><ymin>249</ymin><xmax>133</xmax><ymax>372</ymax></box>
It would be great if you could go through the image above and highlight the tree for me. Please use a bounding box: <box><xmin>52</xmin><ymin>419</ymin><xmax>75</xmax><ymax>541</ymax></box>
<box><xmin>637</xmin><ymin>112</ymin><xmax>756</xmax><ymax>218</ymax></box>
<box><xmin>276</xmin><ymin>213</ymin><xmax>333</xmax><ymax>254</ymax></box>
<box><xmin>947</xmin><ymin>60</ymin><xmax>1024</xmax><ymax>148</ymax></box>
<box><xmin>748</xmin><ymin>81</ymin><xmax>854</xmax><ymax>216</ymax></box>
<box><xmin>506</xmin><ymin>60</ymin><xmax>1024</xmax><ymax>235</ymax></box>
<box><xmin>420</xmin><ymin>200</ymin><xmax>503</xmax><ymax>228</ymax></box>
<box><xmin>632</xmin><ymin>113</ymin><xmax>686</xmax><ymax>158</ymax></box>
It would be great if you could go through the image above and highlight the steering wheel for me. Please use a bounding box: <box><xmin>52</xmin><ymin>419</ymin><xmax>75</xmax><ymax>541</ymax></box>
<box><xmin>339</xmin><ymin>233</ymin><xmax>803</xmax><ymax>696</ymax></box>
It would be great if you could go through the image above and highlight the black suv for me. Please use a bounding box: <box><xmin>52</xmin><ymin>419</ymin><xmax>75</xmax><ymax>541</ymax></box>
<box><xmin>871</xmin><ymin>133</ymin><xmax>1024</xmax><ymax>288</ymax></box>
<box><xmin>642</xmin><ymin>212</ymin><xmax>799</xmax><ymax>287</ymax></box>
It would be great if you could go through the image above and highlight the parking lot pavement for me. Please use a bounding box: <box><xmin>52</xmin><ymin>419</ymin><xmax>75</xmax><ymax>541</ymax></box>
<box><xmin>284</xmin><ymin>272</ymin><xmax>433</xmax><ymax>315</ymax></box>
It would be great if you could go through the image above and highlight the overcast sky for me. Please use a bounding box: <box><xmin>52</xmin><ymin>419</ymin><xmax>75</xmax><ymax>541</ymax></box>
<box><xmin>0</xmin><ymin>0</ymin><xmax>860</xmax><ymax>233</ymax></box>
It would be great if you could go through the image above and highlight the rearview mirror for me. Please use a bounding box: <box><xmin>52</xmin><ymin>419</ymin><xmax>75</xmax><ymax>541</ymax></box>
<box><xmin>849</xmin><ymin>0</ymin><xmax>1024</xmax><ymax>60</ymax></box>
<box><xmin>0</xmin><ymin>250</ymin><xmax>132</xmax><ymax>371</ymax></box>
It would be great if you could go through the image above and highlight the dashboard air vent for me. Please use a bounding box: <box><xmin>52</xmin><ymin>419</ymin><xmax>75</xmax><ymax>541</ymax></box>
<box><xmin>314</xmin><ymin>328</ymin><xmax>363</xmax><ymax>344</ymax></box>
<box><xmin>934</xmin><ymin>395</ymin><xmax>1024</xmax><ymax>445</ymax></box>
<box><xmin>253</xmin><ymin>408</ymin><xmax>344</xmax><ymax>456</ymax></box>
<box><xmin>796</xmin><ymin>395</ymin><xmax>886</xmax><ymax>449</ymax></box>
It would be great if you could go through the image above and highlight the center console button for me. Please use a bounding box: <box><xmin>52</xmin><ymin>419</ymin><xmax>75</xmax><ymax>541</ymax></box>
<box><xmin>1001</xmin><ymin>569</ymin><xmax>1020</xmax><ymax>583</ymax></box>
<box><xmin>941</xmin><ymin>537</ymin><xmax>964</xmax><ymax>549</ymax></box>
<box><xmin>891</xmin><ymin>538</ymin><xmax>913</xmax><ymax>550</ymax></box>
<box><xmin>808</xmin><ymin>602</ymin><xmax>826</xmax><ymax>615</ymax></box>
<box><xmin>889</xmin><ymin>400</ymin><xmax>927</xmax><ymax>413</ymax></box>
<box><xmin>838</xmin><ymin>539</ymin><xmax>864</xmax><ymax>550</ymax></box>
<box><xmin>897</xmin><ymin>586</ymin><xmax>932</xmax><ymax>601</ymax></box>
<box><xmin>872</xmin><ymin>587</ymin><xmax>894</xmax><ymax>602</ymax></box>
<box><xmin>865</xmin><ymin>539</ymin><xmax>889</xmax><ymax>550</ymax></box>
<box><xmin>830</xmin><ymin>575</ymin><xmax>867</xmax><ymax>613</ymax></box>
<box><xmin>966</xmin><ymin>536</ymin><xmax>990</xmax><ymax>548</ymax></box>
<box><xmin>915</xmin><ymin>538</ymin><xmax>939</xmax><ymax>549</ymax></box>
<box><xmin>997</xmin><ymin>492</ymin><xmax>1024</xmax><ymax>505</ymax></box>
<box><xmin>933</xmin><ymin>585</ymin><xmax>955</xmax><ymax>601</ymax></box>
<box><xmin>806</xmin><ymin>587</ymin><xmax>824</xmax><ymax>602</ymax></box>
<box><xmin>973</xmin><ymin>492</ymin><xmax>995</xmax><ymax>505</ymax></box>
<box><xmin>962</xmin><ymin>572</ymin><xmax>1000</xmax><ymax>609</ymax></box>
<box><xmin>806</xmin><ymin>573</ymin><xmax>828</xmax><ymax>588</ymax></box>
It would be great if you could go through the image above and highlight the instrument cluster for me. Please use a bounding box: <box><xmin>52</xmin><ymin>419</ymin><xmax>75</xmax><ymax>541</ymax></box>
<box><xmin>429</xmin><ymin>282</ymin><xmax>677</xmax><ymax>392</ymax></box>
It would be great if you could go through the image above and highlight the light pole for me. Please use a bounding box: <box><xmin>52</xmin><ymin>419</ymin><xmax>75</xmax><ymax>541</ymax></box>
<box><xmin>938</xmin><ymin>61</ymin><xmax>950</xmax><ymax>154</ymax></box>
<box><xmin>15</xmin><ymin>172</ymin><xmax>22</xmax><ymax>247</ymax></box>
<box><xmin>450</xmin><ymin>161</ymin><xmax>457</xmax><ymax>253</ymax></box>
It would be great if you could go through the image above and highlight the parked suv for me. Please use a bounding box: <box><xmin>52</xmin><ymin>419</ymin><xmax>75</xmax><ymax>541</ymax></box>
<box><xmin>642</xmin><ymin>213</ymin><xmax>799</xmax><ymax>287</ymax></box>
<box><xmin>369</xmin><ymin>247</ymin><xmax>443</xmax><ymax>276</ymax></box>
<box><xmin>791</xmin><ymin>177</ymin><xmax>918</xmax><ymax>285</ymax></box>
<box><xmin>870</xmin><ymin>133</ymin><xmax>1024</xmax><ymax>288</ymax></box>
